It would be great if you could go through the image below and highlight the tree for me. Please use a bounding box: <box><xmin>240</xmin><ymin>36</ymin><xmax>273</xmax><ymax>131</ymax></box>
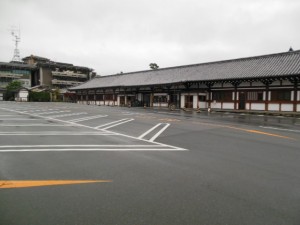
<box><xmin>6</xmin><ymin>80</ymin><xmax>22</xmax><ymax>91</ymax></box>
<box><xmin>4</xmin><ymin>80</ymin><xmax>23</xmax><ymax>101</ymax></box>
<box><xmin>149</xmin><ymin>63</ymin><xmax>159</xmax><ymax>70</ymax></box>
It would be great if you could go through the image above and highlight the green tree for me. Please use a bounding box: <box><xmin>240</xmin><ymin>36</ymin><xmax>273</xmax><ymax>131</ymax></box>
<box><xmin>6</xmin><ymin>80</ymin><xmax>22</xmax><ymax>91</ymax></box>
<box><xmin>4</xmin><ymin>80</ymin><xmax>23</xmax><ymax>101</ymax></box>
<box><xmin>149</xmin><ymin>63</ymin><xmax>159</xmax><ymax>70</ymax></box>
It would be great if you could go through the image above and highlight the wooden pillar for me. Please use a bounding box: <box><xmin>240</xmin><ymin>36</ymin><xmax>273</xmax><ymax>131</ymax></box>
<box><xmin>265</xmin><ymin>83</ymin><xmax>269</xmax><ymax>111</ymax></box>
<box><xmin>113</xmin><ymin>89</ymin><xmax>116</xmax><ymax>106</ymax></box>
<box><xmin>150</xmin><ymin>87</ymin><xmax>154</xmax><ymax>108</ymax></box>
<box><xmin>103</xmin><ymin>89</ymin><xmax>106</xmax><ymax>106</ymax></box>
<box><xmin>94</xmin><ymin>89</ymin><xmax>96</xmax><ymax>105</ymax></box>
<box><xmin>293</xmin><ymin>80</ymin><xmax>298</xmax><ymax>112</ymax></box>
<box><xmin>234</xmin><ymin>85</ymin><xmax>238</xmax><ymax>110</ymax></box>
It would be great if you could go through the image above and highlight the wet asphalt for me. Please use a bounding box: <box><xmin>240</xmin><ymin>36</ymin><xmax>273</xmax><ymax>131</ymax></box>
<box><xmin>0</xmin><ymin>102</ymin><xmax>300</xmax><ymax>225</ymax></box>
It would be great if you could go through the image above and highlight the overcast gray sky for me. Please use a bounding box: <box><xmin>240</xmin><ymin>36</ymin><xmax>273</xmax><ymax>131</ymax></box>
<box><xmin>0</xmin><ymin>0</ymin><xmax>299</xmax><ymax>75</ymax></box>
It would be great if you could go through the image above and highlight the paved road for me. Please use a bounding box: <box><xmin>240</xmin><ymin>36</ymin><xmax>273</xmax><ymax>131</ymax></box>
<box><xmin>0</xmin><ymin>102</ymin><xmax>299</xmax><ymax>225</ymax></box>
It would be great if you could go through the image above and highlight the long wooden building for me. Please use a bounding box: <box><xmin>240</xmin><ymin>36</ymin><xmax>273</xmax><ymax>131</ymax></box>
<box><xmin>70</xmin><ymin>50</ymin><xmax>300</xmax><ymax>112</ymax></box>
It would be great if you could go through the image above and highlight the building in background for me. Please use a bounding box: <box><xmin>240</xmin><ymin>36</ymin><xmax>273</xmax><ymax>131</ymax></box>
<box><xmin>0</xmin><ymin>55</ymin><xmax>95</xmax><ymax>101</ymax></box>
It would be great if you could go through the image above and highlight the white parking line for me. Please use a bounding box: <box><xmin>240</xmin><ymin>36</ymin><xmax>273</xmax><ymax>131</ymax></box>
<box><xmin>259</xmin><ymin>126</ymin><xmax>300</xmax><ymax>133</ymax></box>
<box><xmin>36</xmin><ymin>111</ymin><xmax>71</xmax><ymax>115</ymax></box>
<box><xmin>0</xmin><ymin>124</ymin><xmax>74</xmax><ymax>127</ymax></box>
<box><xmin>102</xmin><ymin>119</ymin><xmax>134</xmax><ymax>130</ymax></box>
<box><xmin>149</xmin><ymin>123</ymin><xmax>170</xmax><ymax>142</ymax></box>
<box><xmin>94</xmin><ymin>118</ymin><xmax>130</xmax><ymax>129</ymax></box>
<box><xmin>0</xmin><ymin>148</ymin><xmax>185</xmax><ymax>152</ymax></box>
<box><xmin>138</xmin><ymin>123</ymin><xmax>162</xmax><ymax>139</ymax></box>
<box><xmin>138</xmin><ymin>123</ymin><xmax>171</xmax><ymax>142</ymax></box>
<box><xmin>0</xmin><ymin>131</ymin><xmax>116</xmax><ymax>136</ymax></box>
<box><xmin>0</xmin><ymin>118</ymin><xmax>42</xmax><ymax>120</ymax></box>
<box><xmin>51</xmin><ymin>112</ymin><xmax>88</xmax><ymax>118</ymax></box>
<box><xmin>69</xmin><ymin>115</ymin><xmax>108</xmax><ymax>122</ymax></box>
<box><xmin>1</xmin><ymin>107</ymin><xmax>187</xmax><ymax>151</ymax></box>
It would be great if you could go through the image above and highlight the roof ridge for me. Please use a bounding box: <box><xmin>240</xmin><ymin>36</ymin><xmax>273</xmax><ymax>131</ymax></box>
<box><xmin>102</xmin><ymin>50</ymin><xmax>300</xmax><ymax>77</ymax></box>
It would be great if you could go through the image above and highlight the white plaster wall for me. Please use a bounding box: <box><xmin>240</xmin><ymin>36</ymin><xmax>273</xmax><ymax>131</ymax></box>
<box><xmin>199</xmin><ymin>102</ymin><xmax>207</xmax><ymax>108</ymax></box>
<box><xmin>268</xmin><ymin>103</ymin><xmax>280</xmax><ymax>111</ymax></box>
<box><xmin>137</xmin><ymin>93</ymin><xmax>142</xmax><ymax>101</ymax></box>
<box><xmin>297</xmin><ymin>104</ymin><xmax>300</xmax><ymax>112</ymax></box>
<box><xmin>19</xmin><ymin>91</ymin><xmax>28</xmax><ymax>98</ymax></box>
<box><xmin>211</xmin><ymin>102</ymin><xmax>221</xmax><ymax>109</ymax></box>
<box><xmin>297</xmin><ymin>91</ymin><xmax>300</xmax><ymax>101</ymax></box>
<box><xmin>223</xmin><ymin>103</ymin><xmax>234</xmax><ymax>109</ymax></box>
<box><xmin>153</xmin><ymin>103</ymin><xmax>168</xmax><ymax>107</ymax></box>
<box><xmin>281</xmin><ymin>104</ymin><xmax>293</xmax><ymax>112</ymax></box>
<box><xmin>117</xmin><ymin>96</ymin><xmax>120</xmax><ymax>105</ymax></box>
<box><xmin>251</xmin><ymin>103</ymin><xmax>265</xmax><ymax>111</ymax></box>
<box><xmin>193</xmin><ymin>95</ymin><xmax>198</xmax><ymax>108</ymax></box>
<box><xmin>181</xmin><ymin>95</ymin><xmax>185</xmax><ymax>108</ymax></box>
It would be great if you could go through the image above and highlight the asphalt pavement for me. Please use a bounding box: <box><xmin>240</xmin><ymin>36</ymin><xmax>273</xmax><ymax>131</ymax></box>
<box><xmin>0</xmin><ymin>102</ymin><xmax>300</xmax><ymax>225</ymax></box>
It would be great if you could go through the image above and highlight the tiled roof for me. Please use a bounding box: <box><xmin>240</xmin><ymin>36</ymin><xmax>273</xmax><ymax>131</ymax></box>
<box><xmin>0</xmin><ymin>62</ymin><xmax>36</xmax><ymax>70</ymax></box>
<box><xmin>70</xmin><ymin>50</ymin><xmax>300</xmax><ymax>90</ymax></box>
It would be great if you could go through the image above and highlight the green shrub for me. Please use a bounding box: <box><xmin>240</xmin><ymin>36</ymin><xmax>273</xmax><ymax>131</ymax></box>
<box><xmin>29</xmin><ymin>92</ymin><xmax>51</xmax><ymax>102</ymax></box>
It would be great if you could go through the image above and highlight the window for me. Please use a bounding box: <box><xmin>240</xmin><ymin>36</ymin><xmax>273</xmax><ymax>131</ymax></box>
<box><xmin>212</xmin><ymin>91</ymin><xmax>232</xmax><ymax>101</ymax></box>
<box><xmin>247</xmin><ymin>91</ymin><xmax>263</xmax><ymax>101</ymax></box>
<box><xmin>271</xmin><ymin>90</ymin><xmax>291</xmax><ymax>101</ymax></box>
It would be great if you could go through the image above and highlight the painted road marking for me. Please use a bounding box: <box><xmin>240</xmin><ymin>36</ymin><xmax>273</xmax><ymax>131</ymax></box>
<box><xmin>159</xmin><ymin>118</ymin><xmax>180</xmax><ymax>122</ymax></box>
<box><xmin>0</xmin><ymin>144</ymin><xmax>185</xmax><ymax>152</ymax></box>
<box><xmin>69</xmin><ymin>115</ymin><xmax>108</xmax><ymax>122</ymax></box>
<box><xmin>0</xmin><ymin>118</ymin><xmax>42</xmax><ymax>121</ymax></box>
<box><xmin>51</xmin><ymin>112</ymin><xmax>88</xmax><ymax>118</ymax></box>
<box><xmin>36</xmin><ymin>110</ymin><xmax>71</xmax><ymax>115</ymax></box>
<box><xmin>102</xmin><ymin>119</ymin><xmax>134</xmax><ymax>130</ymax></box>
<box><xmin>94</xmin><ymin>118</ymin><xmax>134</xmax><ymax>129</ymax></box>
<box><xmin>259</xmin><ymin>126</ymin><xmax>300</xmax><ymax>133</ymax></box>
<box><xmin>149</xmin><ymin>123</ymin><xmax>170</xmax><ymax>142</ymax></box>
<box><xmin>0</xmin><ymin>124</ymin><xmax>74</xmax><ymax>127</ymax></box>
<box><xmin>0</xmin><ymin>131</ymin><xmax>117</xmax><ymax>136</ymax></box>
<box><xmin>1</xmin><ymin>107</ymin><xmax>187</xmax><ymax>151</ymax></box>
<box><xmin>0</xmin><ymin>180</ymin><xmax>112</xmax><ymax>189</ymax></box>
<box><xmin>138</xmin><ymin>123</ymin><xmax>162</xmax><ymax>139</ymax></box>
<box><xmin>138</xmin><ymin>123</ymin><xmax>171</xmax><ymax>142</ymax></box>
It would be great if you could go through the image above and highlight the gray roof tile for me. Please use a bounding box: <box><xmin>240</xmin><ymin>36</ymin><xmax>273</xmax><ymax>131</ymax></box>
<box><xmin>70</xmin><ymin>50</ymin><xmax>300</xmax><ymax>90</ymax></box>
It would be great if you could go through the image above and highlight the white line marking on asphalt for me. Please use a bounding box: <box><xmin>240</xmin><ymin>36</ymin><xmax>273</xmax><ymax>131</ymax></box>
<box><xmin>50</xmin><ymin>112</ymin><xmax>88</xmax><ymax>118</ymax></box>
<box><xmin>149</xmin><ymin>123</ymin><xmax>170</xmax><ymax>142</ymax></box>
<box><xmin>0</xmin><ymin>148</ymin><xmax>186</xmax><ymax>152</ymax></box>
<box><xmin>259</xmin><ymin>126</ymin><xmax>300</xmax><ymax>133</ymax></box>
<box><xmin>36</xmin><ymin>111</ymin><xmax>71</xmax><ymax>115</ymax></box>
<box><xmin>0</xmin><ymin>124</ymin><xmax>74</xmax><ymax>127</ymax></box>
<box><xmin>69</xmin><ymin>115</ymin><xmax>108</xmax><ymax>122</ymax></box>
<box><xmin>0</xmin><ymin>118</ymin><xmax>42</xmax><ymax>120</ymax></box>
<box><xmin>102</xmin><ymin>119</ymin><xmax>134</xmax><ymax>130</ymax></box>
<box><xmin>0</xmin><ymin>131</ymin><xmax>116</xmax><ymax>136</ymax></box>
<box><xmin>138</xmin><ymin>123</ymin><xmax>162</xmax><ymax>139</ymax></box>
<box><xmin>94</xmin><ymin>118</ymin><xmax>130</xmax><ymax>129</ymax></box>
<box><xmin>1</xmin><ymin>107</ymin><xmax>187</xmax><ymax>151</ymax></box>
<box><xmin>0</xmin><ymin>145</ymin><xmax>164</xmax><ymax>148</ymax></box>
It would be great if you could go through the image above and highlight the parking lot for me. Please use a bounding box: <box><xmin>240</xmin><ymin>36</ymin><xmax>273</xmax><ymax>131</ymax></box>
<box><xmin>1</xmin><ymin>101</ymin><xmax>300</xmax><ymax>225</ymax></box>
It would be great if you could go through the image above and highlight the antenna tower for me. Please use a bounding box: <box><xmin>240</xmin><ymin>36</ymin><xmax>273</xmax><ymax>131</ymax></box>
<box><xmin>10</xmin><ymin>26</ymin><xmax>21</xmax><ymax>62</ymax></box>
